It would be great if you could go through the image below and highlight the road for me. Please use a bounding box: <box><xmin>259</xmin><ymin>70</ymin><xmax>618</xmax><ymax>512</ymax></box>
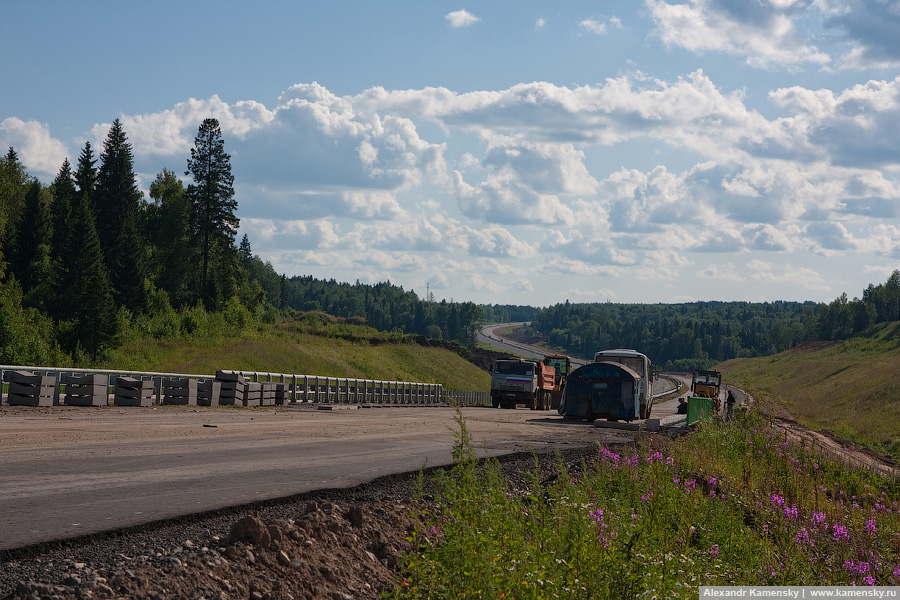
<box><xmin>0</xmin><ymin>403</ymin><xmax>653</xmax><ymax>551</ymax></box>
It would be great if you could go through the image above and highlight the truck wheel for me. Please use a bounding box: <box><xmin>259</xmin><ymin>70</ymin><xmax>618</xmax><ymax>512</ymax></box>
<box><xmin>492</xmin><ymin>396</ymin><xmax>500</xmax><ymax>409</ymax></box>
<box><xmin>530</xmin><ymin>395</ymin><xmax>538</xmax><ymax>410</ymax></box>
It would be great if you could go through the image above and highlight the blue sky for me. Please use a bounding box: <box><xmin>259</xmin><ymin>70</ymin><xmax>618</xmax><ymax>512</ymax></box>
<box><xmin>2</xmin><ymin>1</ymin><xmax>899</xmax><ymax>307</ymax></box>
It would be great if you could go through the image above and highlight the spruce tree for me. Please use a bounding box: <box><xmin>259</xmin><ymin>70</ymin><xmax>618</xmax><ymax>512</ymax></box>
<box><xmin>0</xmin><ymin>147</ymin><xmax>30</xmax><ymax>277</ymax></box>
<box><xmin>95</xmin><ymin>120</ymin><xmax>146</xmax><ymax>311</ymax></box>
<box><xmin>186</xmin><ymin>118</ymin><xmax>238</xmax><ymax>307</ymax></box>
<box><xmin>51</xmin><ymin>159</ymin><xmax>76</xmax><ymax>264</ymax></box>
<box><xmin>75</xmin><ymin>142</ymin><xmax>98</xmax><ymax>209</ymax></box>
<box><xmin>65</xmin><ymin>192</ymin><xmax>117</xmax><ymax>358</ymax></box>
<box><xmin>13</xmin><ymin>180</ymin><xmax>52</xmax><ymax>292</ymax></box>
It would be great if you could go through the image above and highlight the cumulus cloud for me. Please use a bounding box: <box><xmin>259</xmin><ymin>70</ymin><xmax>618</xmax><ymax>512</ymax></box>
<box><xmin>646</xmin><ymin>0</ymin><xmax>830</xmax><ymax>69</ymax></box>
<box><xmin>445</xmin><ymin>9</ymin><xmax>480</xmax><ymax>28</ymax></box>
<box><xmin>823</xmin><ymin>0</ymin><xmax>900</xmax><ymax>69</ymax></box>
<box><xmin>0</xmin><ymin>117</ymin><xmax>70</xmax><ymax>179</ymax></box>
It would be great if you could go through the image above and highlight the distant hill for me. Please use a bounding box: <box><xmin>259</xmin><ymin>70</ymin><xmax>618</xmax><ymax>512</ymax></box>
<box><xmin>719</xmin><ymin>321</ymin><xmax>900</xmax><ymax>462</ymax></box>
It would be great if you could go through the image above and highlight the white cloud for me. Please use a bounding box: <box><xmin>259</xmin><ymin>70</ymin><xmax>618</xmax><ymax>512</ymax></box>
<box><xmin>536</xmin><ymin>17</ymin><xmax>546</xmax><ymax>29</ymax></box>
<box><xmin>646</xmin><ymin>0</ymin><xmax>830</xmax><ymax>69</ymax></box>
<box><xmin>0</xmin><ymin>117</ymin><xmax>70</xmax><ymax>179</ymax></box>
<box><xmin>580</xmin><ymin>19</ymin><xmax>607</xmax><ymax>35</ymax></box>
<box><xmin>445</xmin><ymin>9</ymin><xmax>480</xmax><ymax>28</ymax></box>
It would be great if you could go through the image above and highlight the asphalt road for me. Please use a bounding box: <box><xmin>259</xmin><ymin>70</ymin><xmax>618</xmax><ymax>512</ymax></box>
<box><xmin>0</xmin><ymin>404</ymin><xmax>648</xmax><ymax>551</ymax></box>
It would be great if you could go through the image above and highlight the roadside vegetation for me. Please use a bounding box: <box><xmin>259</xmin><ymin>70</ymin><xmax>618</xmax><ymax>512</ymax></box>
<box><xmin>720</xmin><ymin>320</ymin><xmax>900</xmax><ymax>463</ymax></box>
<box><xmin>391</xmin><ymin>410</ymin><xmax>900</xmax><ymax>598</ymax></box>
<box><xmin>100</xmin><ymin>310</ymin><xmax>491</xmax><ymax>391</ymax></box>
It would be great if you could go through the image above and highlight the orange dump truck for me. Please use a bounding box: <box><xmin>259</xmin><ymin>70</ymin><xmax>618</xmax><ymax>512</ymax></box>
<box><xmin>490</xmin><ymin>359</ymin><xmax>556</xmax><ymax>410</ymax></box>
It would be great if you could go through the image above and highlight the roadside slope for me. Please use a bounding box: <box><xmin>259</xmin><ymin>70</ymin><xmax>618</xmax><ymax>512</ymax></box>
<box><xmin>719</xmin><ymin>321</ymin><xmax>900</xmax><ymax>461</ymax></box>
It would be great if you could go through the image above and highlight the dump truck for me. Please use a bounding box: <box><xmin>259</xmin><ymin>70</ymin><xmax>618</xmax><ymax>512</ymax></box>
<box><xmin>542</xmin><ymin>353</ymin><xmax>572</xmax><ymax>410</ymax></box>
<box><xmin>490</xmin><ymin>359</ymin><xmax>556</xmax><ymax>410</ymax></box>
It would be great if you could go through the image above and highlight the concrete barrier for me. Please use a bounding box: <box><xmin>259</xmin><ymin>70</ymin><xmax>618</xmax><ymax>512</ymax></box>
<box><xmin>113</xmin><ymin>377</ymin><xmax>154</xmax><ymax>407</ymax></box>
<box><xmin>63</xmin><ymin>374</ymin><xmax>110</xmax><ymax>407</ymax></box>
<box><xmin>6</xmin><ymin>371</ymin><xmax>55</xmax><ymax>407</ymax></box>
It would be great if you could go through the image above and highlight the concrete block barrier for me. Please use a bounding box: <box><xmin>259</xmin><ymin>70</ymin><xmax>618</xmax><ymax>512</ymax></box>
<box><xmin>162</xmin><ymin>377</ymin><xmax>198</xmax><ymax>406</ymax></box>
<box><xmin>63</xmin><ymin>374</ymin><xmax>110</xmax><ymax>407</ymax></box>
<box><xmin>198</xmin><ymin>380</ymin><xmax>221</xmax><ymax>407</ymax></box>
<box><xmin>7</xmin><ymin>371</ymin><xmax>56</xmax><ymax>407</ymax></box>
<box><xmin>113</xmin><ymin>377</ymin><xmax>155</xmax><ymax>407</ymax></box>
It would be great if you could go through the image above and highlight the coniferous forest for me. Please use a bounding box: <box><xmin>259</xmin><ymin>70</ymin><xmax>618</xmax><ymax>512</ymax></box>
<box><xmin>1</xmin><ymin>118</ymin><xmax>897</xmax><ymax>371</ymax></box>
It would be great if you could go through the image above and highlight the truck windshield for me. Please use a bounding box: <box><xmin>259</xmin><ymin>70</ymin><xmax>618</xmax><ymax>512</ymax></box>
<box><xmin>495</xmin><ymin>363</ymin><xmax>533</xmax><ymax>376</ymax></box>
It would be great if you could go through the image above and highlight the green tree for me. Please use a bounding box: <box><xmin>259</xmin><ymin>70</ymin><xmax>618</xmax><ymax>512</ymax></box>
<box><xmin>61</xmin><ymin>193</ymin><xmax>117</xmax><ymax>358</ymax></box>
<box><xmin>146</xmin><ymin>169</ymin><xmax>195</xmax><ymax>307</ymax></box>
<box><xmin>95</xmin><ymin>119</ymin><xmax>146</xmax><ymax>311</ymax></box>
<box><xmin>13</xmin><ymin>180</ymin><xmax>52</xmax><ymax>294</ymax></box>
<box><xmin>0</xmin><ymin>147</ymin><xmax>30</xmax><ymax>277</ymax></box>
<box><xmin>51</xmin><ymin>158</ymin><xmax>76</xmax><ymax>265</ymax></box>
<box><xmin>186</xmin><ymin>118</ymin><xmax>238</xmax><ymax>308</ymax></box>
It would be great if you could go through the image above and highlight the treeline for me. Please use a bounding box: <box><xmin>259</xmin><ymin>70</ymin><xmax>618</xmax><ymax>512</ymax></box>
<box><xmin>0</xmin><ymin>118</ymin><xmax>259</xmax><ymax>364</ymax></box>
<box><xmin>528</xmin><ymin>270</ymin><xmax>900</xmax><ymax>371</ymax></box>
<box><xmin>0</xmin><ymin>121</ymin><xmax>484</xmax><ymax>366</ymax></box>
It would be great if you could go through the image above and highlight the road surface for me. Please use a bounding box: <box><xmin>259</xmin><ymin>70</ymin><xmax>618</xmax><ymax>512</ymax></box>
<box><xmin>0</xmin><ymin>403</ymin><xmax>661</xmax><ymax>551</ymax></box>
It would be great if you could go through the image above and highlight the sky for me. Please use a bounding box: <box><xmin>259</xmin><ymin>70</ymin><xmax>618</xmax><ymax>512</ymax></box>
<box><xmin>2</xmin><ymin>1</ymin><xmax>899</xmax><ymax>307</ymax></box>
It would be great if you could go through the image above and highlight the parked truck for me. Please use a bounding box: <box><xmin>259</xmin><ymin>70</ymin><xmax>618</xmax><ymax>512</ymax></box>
<box><xmin>542</xmin><ymin>353</ymin><xmax>572</xmax><ymax>410</ymax></box>
<box><xmin>490</xmin><ymin>359</ymin><xmax>556</xmax><ymax>410</ymax></box>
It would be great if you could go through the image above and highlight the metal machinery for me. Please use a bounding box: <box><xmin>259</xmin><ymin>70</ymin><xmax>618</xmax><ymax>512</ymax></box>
<box><xmin>592</xmin><ymin>349</ymin><xmax>654</xmax><ymax>419</ymax></box>
<box><xmin>542</xmin><ymin>353</ymin><xmax>571</xmax><ymax>410</ymax></box>
<box><xmin>490</xmin><ymin>359</ymin><xmax>556</xmax><ymax>410</ymax></box>
<box><xmin>690</xmin><ymin>369</ymin><xmax>722</xmax><ymax>412</ymax></box>
<box><xmin>557</xmin><ymin>361</ymin><xmax>643</xmax><ymax>422</ymax></box>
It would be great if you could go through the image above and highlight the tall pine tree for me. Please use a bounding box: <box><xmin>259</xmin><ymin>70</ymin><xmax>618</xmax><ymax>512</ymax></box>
<box><xmin>95</xmin><ymin>119</ymin><xmax>147</xmax><ymax>311</ymax></box>
<box><xmin>186</xmin><ymin>118</ymin><xmax>238</xmax><ymax>308</ymax></box>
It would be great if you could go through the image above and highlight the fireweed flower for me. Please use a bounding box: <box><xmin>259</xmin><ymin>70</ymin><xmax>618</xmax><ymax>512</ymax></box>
<box><xmin>770</xmin><ymin>494</ymin><xmax>785</xmax><ymax>508</ymax></box>
<box><xmin>833</xmin><ymin>525</ymin><xmax>850</xmax><ymax>542</ymax></box>
<box><xmin>865</xmin><ymin>519</ymin><xmax>877</xmax><ymax>535</ymax></box>
<box><xmin>783</xmin><ymin>505</ymin><xmax>799</xmax><ymax>520</ymax></box>
<box><xmin>795</xmin><ymin>528</ymin><xmax>814</xmax><ymax>547</ymax></box>
<box><xmin>710</xmin><ymin>544</ymin><xmax>719</xmax><ymax>558</ymax></box>
<box><xmin>665</xmin><ymin>456</ymin><xmax>674</xmax><ymax>467</ymax></box>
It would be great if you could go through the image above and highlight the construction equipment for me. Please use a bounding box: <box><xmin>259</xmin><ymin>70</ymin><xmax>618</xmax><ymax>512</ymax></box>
<box><xmin>490</xmin><ymin>359</ymin><xmax>556</xmax><ymax>410</ymax></box>
<box><xmin>690</xmin><ymin>369</ymin><xmax>722</xmax><ymax>413</ymax></box>
<box><xmin>542</xmin><ymin>353</ymin><xmax>571</xmax><ymax>410</ymax></box>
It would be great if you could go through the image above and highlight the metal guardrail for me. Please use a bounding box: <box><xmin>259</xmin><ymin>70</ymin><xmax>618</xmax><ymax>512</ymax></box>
<box><xmin>0</xmin><ymin>365</ymin><xmax>490</xmax><ymax>407</ymax></box>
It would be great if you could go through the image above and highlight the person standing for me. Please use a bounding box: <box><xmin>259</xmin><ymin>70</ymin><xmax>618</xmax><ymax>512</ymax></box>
<box><xmin>725</xmin><ymin>390</ymin><xmax>736</xmax><ymax>420</ymax></box>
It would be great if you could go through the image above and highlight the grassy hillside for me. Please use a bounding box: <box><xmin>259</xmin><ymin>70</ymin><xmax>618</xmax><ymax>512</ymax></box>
<box><xmin>719</xmin><ymin>321</ymin><xmax>900</xmax><ymax>461</ymax></box>
<box><xmin>98</xmin><ymin>312</ymin><xmax>492</xmax><ymax>392</ymax></box>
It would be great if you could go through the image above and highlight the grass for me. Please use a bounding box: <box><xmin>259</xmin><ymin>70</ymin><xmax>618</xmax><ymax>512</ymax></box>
<box><xmin>719</xmin><ymin>322</ymin><xmax>900</xmax><ymax>462</ymax></box>
<box><xmin>390</xmin><ymin>410</ymin><xmax>900</xmax><ymax>598</ymax></box>
<box><xmin>98</xmin><ymin>313</ymin><xmax>491</xmax><ymax>392</ymax></box>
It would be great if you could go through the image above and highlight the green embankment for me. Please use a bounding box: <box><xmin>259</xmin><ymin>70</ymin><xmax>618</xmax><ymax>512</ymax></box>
<box><xmin>98</xmin><ymin>317</ymin><xmax>491</xmax><ymax>392</ymax></box>
<box><xmin>720</xmin><ymin>321</ymin><xmax>900</xmax><ymax>461</ymax></box>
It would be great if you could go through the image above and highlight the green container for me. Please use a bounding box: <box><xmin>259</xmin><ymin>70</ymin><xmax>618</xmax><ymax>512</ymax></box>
<box><xmin>687</xmin><ymin>396</ymin><xmax>715</xmax><ymax>426</ymax></box>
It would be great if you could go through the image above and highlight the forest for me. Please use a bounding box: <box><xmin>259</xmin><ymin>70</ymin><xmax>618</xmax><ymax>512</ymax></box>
<box><xmin>0</xmin><ymin>120</ymin><xmax>483</xmax><ymax>367</ymax></box>
<box><xmin>527</xmin><ymin>270</ymin><xmax>900</xmax><ymax>370</ymax></box>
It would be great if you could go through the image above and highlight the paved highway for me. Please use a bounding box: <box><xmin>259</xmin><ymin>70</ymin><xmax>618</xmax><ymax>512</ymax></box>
<box><xmin>0</xmin><ymin>404</ymin><xmax>647</xmax><ymax>550</ymax></box>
